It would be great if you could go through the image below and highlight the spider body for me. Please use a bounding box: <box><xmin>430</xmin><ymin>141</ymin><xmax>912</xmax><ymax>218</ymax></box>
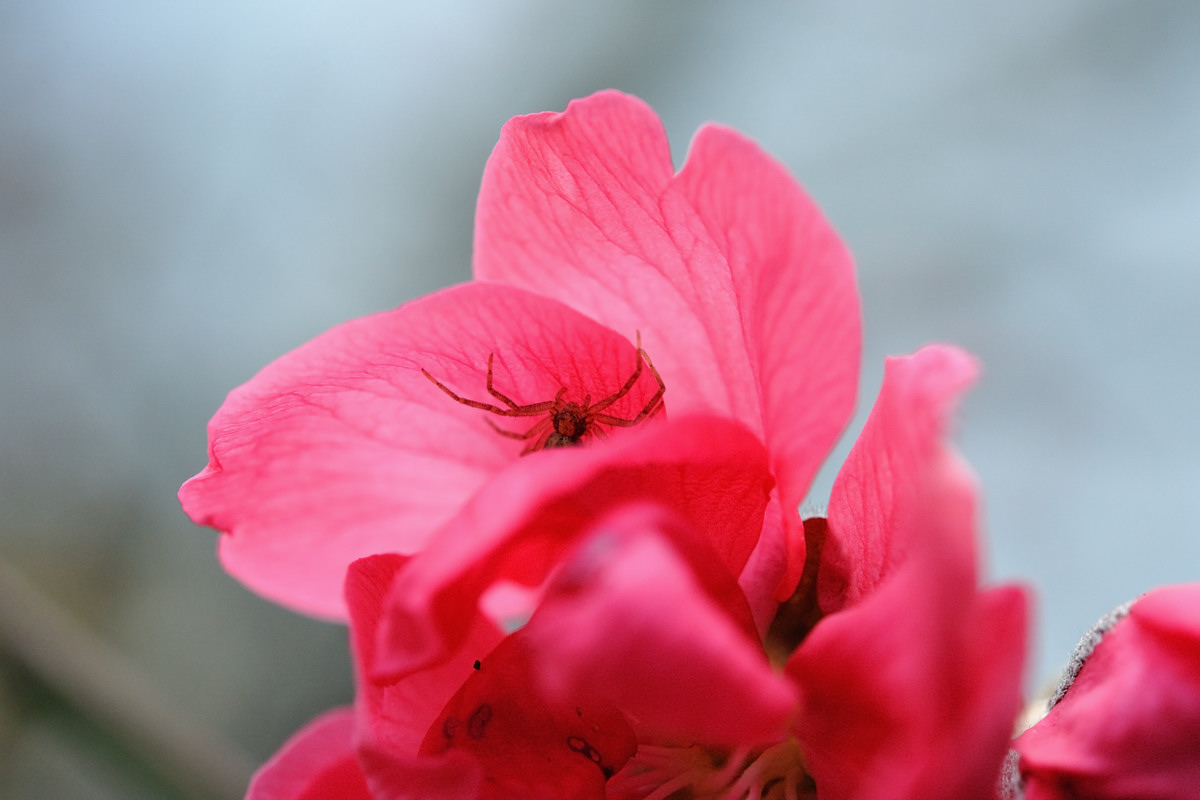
<box><xmin>547</xmin><ymin>404</ymin><xmax>590</xmax><ymax>447</ymax></box>
<box><xmin>422</xmin><ymin>335</ymin><xmax>664</xmax><ymax>454</ymax></box>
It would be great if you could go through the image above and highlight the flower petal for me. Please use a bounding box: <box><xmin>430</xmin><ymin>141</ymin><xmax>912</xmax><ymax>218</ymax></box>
<box><xmin>792</xmin><ymin>574</ymin><xmax>1028</xmax><ymax>800</ymax></box>
<box><xmin>181</xmin><ymin>281</ymin><xmax>661</xmax><ymax>618</ymax></box>
<box><xmin>370</xmin><ymin>415</ymin><xmax>773</xmax><ymax>680</ymax></box>
<box><xmin>476</xmin><ymin>90</ymin><xmax>742</xmax><ymax>419</ymax></box>
<box><xmin>246</xmin><ymin>707</ymin><xmax>372</xmax><ymax>800</ymax></box>
<box><xmin>523</xmin><ymin>503</ymin><xmax>797</xmax><ymax>747</ymax></box>
<box><xmin>1015</xmin><ymin>584</ymin><xmax>1200</xmax><ymax>799</ymax></box>
<box><xmin>416</xmin><ymin>631</ymin><xmax>637</xmax><ymax>800</ymax></box>
<box><xmin>475</xmin><ymin>90</ymin><xmax>859</xmax><ymax>596</ymax></box>
<box><xmin>674</xmin><ymin>123</ymin><xmax>860</xmax><ymax>598</ymax></box>
<box><xmin>346</xmin><ymin>555</ymin><xmax>497</xmax><ymax>799</ymax></box>
<box><xmin>788</xmin><ymin>345</ymin><xmax>1029</xmax><ymax>800</ymax></box>
<box><xmin>475</xmin><ymin>91</ymin><xmax>676</xmax><ymax>338</ymax></box>
<box><xmin>737</xmin><ymin>493</ymin><xmax>794</xmax><ymax>636</ymax></box>
<box><xmin>356</xmin><ymin>746</ymin><xmax>482</xmax><ymax>800</ymax></box>
<box><xmin>346</xmin><ymin>554</ymin><xmax>503</xmax><ymax>761</ymax></box>
<box><xmin>818</xmin><ymin>345</ymin><xmax>980</xmax><ymax>614</ymax></box>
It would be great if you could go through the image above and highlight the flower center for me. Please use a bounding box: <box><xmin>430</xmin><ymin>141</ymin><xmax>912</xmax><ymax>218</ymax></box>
<box><xmin>607</xmin><ymin>740</ymin><xmax>815</xmax><ymax>800</ymax></box>
<box><xmin>764</xmin><ymin>517</ymin><xmax>829</xmax><ymax>668</ymax></box>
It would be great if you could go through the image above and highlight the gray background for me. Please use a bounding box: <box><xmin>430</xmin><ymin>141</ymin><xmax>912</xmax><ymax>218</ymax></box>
<box><xmin>2</xmin><ymin>2</ymin><xmax>1198</xmax><ymax>798</ymax></box>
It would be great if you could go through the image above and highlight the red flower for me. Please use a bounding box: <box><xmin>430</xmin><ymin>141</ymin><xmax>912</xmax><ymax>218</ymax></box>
<box><xmin>179</xmin><ymin>91</ymin><xmax>859</xmax><ymax>623</ymax></box>
<box><xmin>245</xmin><ymin>346</ymin><xmax>1029</xmax><ymax>800</ymax></box>
<box><xmin>183</xmin><ymin>93</ymin><xmax>1029</xmax><ymax>799</ymax></box>
<box><xmin>246</xmin><ymin>708</ymin><xmax>372</xmax><ymax>800</ymax></box>
<box><xmin>1014</xmin><ymin>583</ymin><xmax>1200</xmax><ymax>799</ymax></box>
<box><xmin>788</xmin><ymin>347</ymin><xmax>1028</xmax><ymax>800</ymax></box>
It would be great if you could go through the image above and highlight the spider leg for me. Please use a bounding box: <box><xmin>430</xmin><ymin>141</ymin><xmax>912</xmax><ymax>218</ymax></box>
<box><xmin>484</xmin><ymin>353</ymin><xmax>522</xmax><ymax>410</ymax></box>
<box><xmin>592</xmin><ymin>412</ymin><xmax>639</xmax><ymax>428</ymax></box>
<box><xmin>421</xmin><ymin>368</ymin><xmax>514</xmax><ymax>415</ymax></box>
<box><xmin>587</xmin><ymin>331</ymin><xmax>647</xmax><ymax>414</ymax></box>
<box><xmin>592</xmin><ymin>338</ymin><xmax>666</xmax><ymax>427</ymax></box>
<box><xmin>521</xmin><ymin>424</ymin><xmax>557</xmax><ymax>455</ymax></box>
<box><xmin>483</xmin><ymin>354</ymin><xmax>567</xmax><ymax>415</ymax></box>
<box><xmin>486</xmin><ymin>416</ymin><xmax>552</xmax><ymax>441</ymax></box>
<box><xmin>633</xmin><ymin>340</ymin><xmax>666</xmax><ymax>418</ymax></box>
<box><xmin>422</xmin><ymin>366</ymin><xmax>555</xmax><ymax>417</ymax></box>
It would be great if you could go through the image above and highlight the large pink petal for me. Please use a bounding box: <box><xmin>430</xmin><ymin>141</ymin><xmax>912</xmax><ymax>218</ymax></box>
<box><xmin>246</xmin><ymin>707</ymin><xmax>372</xmax><ymax>800</ymax></box>
<box><xmin>793</xmin><ymin>574</ymin><xmax>1027</xmax><ymax>800</ymax></box>
<box><xmin>181</xmin><ymin>281</ymin><xmax>662</xmax><ymax>618</ymax></box>
<box><xmin>475</xmin><ymin>91</ymin><xmax>730</xmax><ymax>418</ymax></box>
<box><xmin>818</xmin><ymin>345</ymin><xmax>980</xmax><ymax>614</ymax></box>
<box><xmin>788</xmin><ymin>345</ymin><xmax>1029</xmax><ymax>800</ymax></box>
<box><xmin>1015</xmin><ymin>584</ymin><xmax>1200</xmax><ymax>799</ymax></box>
<box><xmin>523</xmin><ymin>503</ymin><xmax>797</xmax><ymax>747</ymax></box>
<box><xmin>475</xmin><ymin>90</ymin><xmax>859</xmax><ymax>595</ymax></box>
<box><xmin>345</xmin><ymin>554</ymin><xmax>503</xmax><ymax>763</ymax></box>
<box><xmin>674</xmin><ymin>123</ymin><xmax>861</xmax><ymax>599</ymax></box>
<box><xmin>370</xmin><ymin>415</ymin><xmax>772</xmax><ymax>680</ymax></box>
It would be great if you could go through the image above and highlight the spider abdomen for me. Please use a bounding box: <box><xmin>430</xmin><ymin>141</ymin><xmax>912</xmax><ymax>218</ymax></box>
<box><xmin>544</xmin><ymin>432</ymin><xmax>582</xmax><ymax>449</ymax></box>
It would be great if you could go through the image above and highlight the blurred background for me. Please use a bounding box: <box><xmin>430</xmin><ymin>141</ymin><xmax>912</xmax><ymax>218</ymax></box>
<box><xmin>2</xmin><ymin>1</ymin><xmax>1198</xmax><ymax>797</ymax></box>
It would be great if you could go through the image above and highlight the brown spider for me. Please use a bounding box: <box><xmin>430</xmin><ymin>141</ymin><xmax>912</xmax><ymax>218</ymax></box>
<box><xmin>421</xmin><ymin>334</ymin><xmax>665</xmax><ymax>454</ymax></box>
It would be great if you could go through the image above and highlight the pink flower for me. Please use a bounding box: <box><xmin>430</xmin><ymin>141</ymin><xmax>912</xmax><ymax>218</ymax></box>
<box><xmin>246</xmin><ymin>708</ymin><xmax>373</xmax><ymax>800</ymax></box>
<box><xmin>179</xmin><ymin>90</ymin><xmax>860</xmax><ymax>623</ymax></box>
<box><xmin>245</xmin><ymin>345</ymin><xmax>1029</xmax><ymax>800</ymax></box>
<box><xmin>183</xmin><ymin>92</ymin><xmax>1030</xmax><ymax>798</ymax></box>
<box><xmin>1013</xmin><ymin>583</ymin><xmax>1200</xmax><ymax>799</ymax></box>
<box><xmin>350</xmin><ymin>416</ymin><xmax>790</xmax><ymax>800</ymax></box>
<box><xmin>789</xmin><ymin>347</ymin><xmax>1028</xmax><ymax>800</ymax></box>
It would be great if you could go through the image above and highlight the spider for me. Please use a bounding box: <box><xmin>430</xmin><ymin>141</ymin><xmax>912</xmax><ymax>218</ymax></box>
<box><xmin>421</xmin><ymin>334</ymin><xmax>665</xmax><ymax>454</ymax></box>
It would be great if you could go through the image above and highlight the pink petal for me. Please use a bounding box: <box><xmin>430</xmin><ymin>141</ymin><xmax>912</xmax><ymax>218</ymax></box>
<box><xmin>818</xmin><ymin>345</ymin><xmax>980</xmax><ymax>614</ymax></box>
<box><xmin>1015</xmin><ymin>583</ymin><xmax>1200</xmax><ymax>799</ymax></box>
<box><xmin>788</xmin><ymin>345</ymin><xmax>1030</xmax><ymax>800</ymax></box>
<box><xmin>370</xmin><ymin>415</ymin><xmax>772</xmax><ymax>680</ymax></box>
<box><xmin>792</xmin><ymin>574</ymin><xmax>1027</xmax><ymax>800</ymax></box>
<box><xmin>246</xmin><ymin>707</ymin><xmax>372</xmax><ymax>800</ymax></box>
<box><xmin>347</xmin><ymin>557</ymin><xmax>637</xmax><ymax>799</ymax></box>
<box><xmin>674</xmin><ymin>123</ymin><xmax>861</xmax><ymax>598</ymax></box>
<box><xmin>522</xmin><ymin>503</ymin><xmax>797</xmax><ymax>747</ymax></box>
<box><xmin>346</xmin><ymin>555</ymin><xmax>493</xmax><ymax>799</ymax></box>
<box><xmin>475</xmin><ymin>91</ymin><xmax>860</xmax><ymax>592</ymax></box>
<box><xmin>416</xmin><ymin>632</ymin><xmax>637</xmax><ymax>800</ymax></box>
<box><xmin>181</xmin><ymin>281</ymin><xmax>662</xmax><ymax>618</ymax></box>
<box><xmin>476</xmin><ymin>90</ymin><xmax>739</xmax><ymax>421</ymax></box>
<box><xmin>737</xmin><ymin>493</ymin><xmax>793</xmax><ymax>635</ymax></box>
<box><xmin>345</xmin><ymin>554</ymin><xmax>503</xmax><ymax>761</ymax></box>
<box><xmin>356</xmin><ymin>747</ymin><xmax>481</xmax><ymax>800</ymax></box>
